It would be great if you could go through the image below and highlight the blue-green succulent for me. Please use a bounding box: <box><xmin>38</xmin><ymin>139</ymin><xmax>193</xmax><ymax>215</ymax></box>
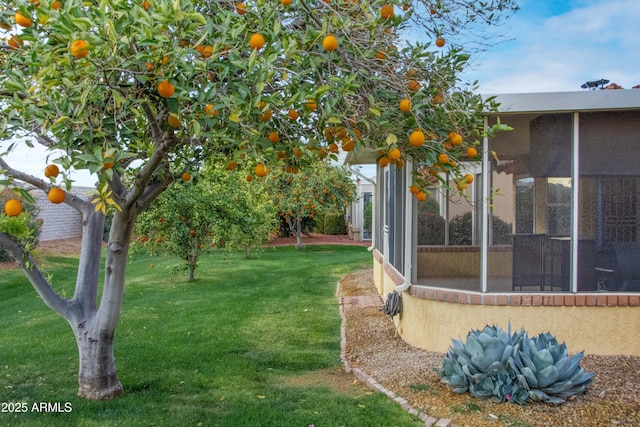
<box><xmin>439</xmin><ymin>324</ymin><xmax>594</xmax><ymax>405</ymax></box>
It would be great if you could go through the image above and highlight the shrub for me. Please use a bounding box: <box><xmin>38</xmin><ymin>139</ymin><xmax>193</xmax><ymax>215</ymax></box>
<box><xmin>439</xmin><ymin>324</ymin><xmax>594</xmax><ymax>405</ymax></box>
<box><xmin>0</xmin><ymin>190</ymin><xmax>42</xmax><ymax>261</ymax></box>
<box><xmin>323</xmin><ymin>211</ymin><xmax>346</xmax><ymax>235</ymax></box>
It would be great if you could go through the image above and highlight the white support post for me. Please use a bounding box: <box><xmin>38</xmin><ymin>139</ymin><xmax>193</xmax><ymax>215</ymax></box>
<box><xmin>571</xmin><ymin>112</ymin><xmax>580</xmax><ymax>293</ymax></box>
<box><xmin>481</xmin><ymin>116</ymin><xmax>489</xmax><ymax>293</ymax></box>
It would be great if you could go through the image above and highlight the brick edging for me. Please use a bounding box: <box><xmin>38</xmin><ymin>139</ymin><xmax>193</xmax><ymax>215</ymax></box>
<box><xmin>406</xmin><ymin>285</ymin><xmax>640</xmax><ymax>307</ymax></box>
<box><xmin>336</xmin><ymin>282</ymin><xmax>455</xmax><ymax>427</ymax></box>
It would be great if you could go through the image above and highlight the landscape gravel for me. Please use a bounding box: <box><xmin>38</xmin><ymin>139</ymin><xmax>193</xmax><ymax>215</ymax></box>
<box><xmin>339</xmin><ymin>269</ymin><xmax>640</xmax><ymax>427</ymax></box>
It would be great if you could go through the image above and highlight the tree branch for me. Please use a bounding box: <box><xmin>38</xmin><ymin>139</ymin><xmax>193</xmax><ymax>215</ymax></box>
<box><xmin>0</xmin><ymin>156</ymin><xmax>92</xmax><ymax>213</ymax></box>
<box><xmin>0</xmin><ymin>233</ymin><xmax>71</xmax><ymax>317</ymax></box>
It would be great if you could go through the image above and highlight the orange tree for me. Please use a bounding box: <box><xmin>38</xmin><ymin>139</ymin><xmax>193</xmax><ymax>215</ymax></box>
<box><xmin>263</xmin><ymin>160</ymin><xmax>355</xmax><ymax>249</ymax></box>
<box><xmin>0</xmin><ymin>0</ymin><xmax>517</xmax><ymax>399</ymax></box>
<box><xmin>134</xmin><ymin>159</ymin><xmax>277</xmax><ymax>276</ymax></box>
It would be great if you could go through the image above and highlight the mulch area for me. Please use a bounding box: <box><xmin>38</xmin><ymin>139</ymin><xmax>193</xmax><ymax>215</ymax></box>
<box><xmin>264</xmin><ymin>232</ymin><xmax>371</xmax><ymax>247</ymax></box>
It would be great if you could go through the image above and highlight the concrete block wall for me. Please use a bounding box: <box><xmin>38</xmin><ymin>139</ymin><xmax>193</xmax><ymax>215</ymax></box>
<box><xmin>35</xmin><ymin>186</ymin><xmax>94</xmax><ymax>241</ymax></box>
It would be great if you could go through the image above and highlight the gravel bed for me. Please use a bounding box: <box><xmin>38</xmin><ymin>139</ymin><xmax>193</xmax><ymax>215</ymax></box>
<box><xmin>339</xmin><ymin>269</ymin><xmax>640</xmax><ymax>427</ymax></box>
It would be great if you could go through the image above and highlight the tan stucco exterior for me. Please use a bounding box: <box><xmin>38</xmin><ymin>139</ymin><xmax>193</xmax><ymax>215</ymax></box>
<box><xmin>374</xmin><ymin>255</ymin><xmax>640</xmax><ymax>356</ymax></box>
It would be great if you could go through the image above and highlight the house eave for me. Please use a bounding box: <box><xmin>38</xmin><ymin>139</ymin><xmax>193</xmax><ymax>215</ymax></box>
<box><xmin>484</xmin><ymin>89</ymin><xmax>640</xmax><ymax>115</ymax></box>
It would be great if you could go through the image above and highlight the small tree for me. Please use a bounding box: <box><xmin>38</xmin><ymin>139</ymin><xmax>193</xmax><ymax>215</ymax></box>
<box><xmin>265</xmin><ymin>161</ymin><xmax>355</xmax><ymax>249</ymax></box>
<box><xmin>135</xmin><ymin>161</ymin><xmax>277</xmax><ymax>276</ymax></box>
<box><xmin>135</xmin><ymin>178</ymin><xmax>224</xmax><ymax>281</ymax></box>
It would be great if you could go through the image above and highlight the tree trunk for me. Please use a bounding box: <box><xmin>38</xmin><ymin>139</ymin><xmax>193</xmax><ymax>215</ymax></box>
<box><xmin>73</xmin><ymin>318</ymin><xmax>123</xmax><ymax>399</ymax></box>
<box><xmin>294</xmin><ymin>214</ymin><xmax>304</xmax><ymax>250</ymax></box>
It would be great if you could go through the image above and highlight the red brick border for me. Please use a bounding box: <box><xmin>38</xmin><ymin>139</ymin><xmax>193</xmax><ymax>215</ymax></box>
<box><xmin>405</xmin><ymin>285</ymin><xmax>637</xmax><ymax>307</ymax></box>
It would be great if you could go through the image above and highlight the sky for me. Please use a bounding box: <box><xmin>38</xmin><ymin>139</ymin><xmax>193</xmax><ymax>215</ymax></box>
<box><xmin>3</xmin><ymin>0</ymin><xmax>639</xmax><ymax>186</ymax></box>
<box><xmin>461</xmin><ymin>0</ymin><xmax>640</xmax><ymax>93</ymax></box>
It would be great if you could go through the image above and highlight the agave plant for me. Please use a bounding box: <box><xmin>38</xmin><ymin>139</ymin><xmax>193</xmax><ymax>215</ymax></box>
<box><xmin>510</xmin><ymin>332</ymin><xmax>595</xmax><ymax>404</ymax></box>
<box><xmin>440</xmin><ymin>324</ymin><xmax>594</xmax><ymax>405</ymax></box>
<box><xmin>440</xmin><ymin>324</ymin><xmax>529</xmax><ymax>404</ymax></box>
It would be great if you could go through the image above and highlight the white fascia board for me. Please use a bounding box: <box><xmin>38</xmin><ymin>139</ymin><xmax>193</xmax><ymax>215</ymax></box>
<box><xmin>484</xmin><ymin>90</ymin><xmax>640</xmax><ymax>115</ymax></box>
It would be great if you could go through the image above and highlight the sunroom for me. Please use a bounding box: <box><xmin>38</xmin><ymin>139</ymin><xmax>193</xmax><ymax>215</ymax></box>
<box><xmin>345</xmin><ymin>89</ymin><xmax>640</xmax><ymax>356</ymax></box>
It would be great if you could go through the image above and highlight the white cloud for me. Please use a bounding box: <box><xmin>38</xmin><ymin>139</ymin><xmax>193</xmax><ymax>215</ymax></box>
<box><xmin>464</xmin><ymin>0</ymin><xmax>640</xmax><ymax>93</ymax></box>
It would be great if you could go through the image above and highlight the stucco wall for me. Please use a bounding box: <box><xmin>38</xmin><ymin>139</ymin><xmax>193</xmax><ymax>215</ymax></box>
<box><xmin>373</xmin><ymin>251</ymin><xmax>640</xmax><ymax>356</ymax></box>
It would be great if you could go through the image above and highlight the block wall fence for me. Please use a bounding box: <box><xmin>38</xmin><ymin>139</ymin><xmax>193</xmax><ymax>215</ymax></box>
<box><xmin>34</xmin><ymin>186</ymin><xmax>94</xmax><ymax>241</ymax></box>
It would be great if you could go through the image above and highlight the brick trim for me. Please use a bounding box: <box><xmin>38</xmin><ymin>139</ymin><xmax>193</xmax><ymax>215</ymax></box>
<box><xmin>405</xmin><ymin>285</ymin><xmax>639</xmax><ymax>307</ymax></box>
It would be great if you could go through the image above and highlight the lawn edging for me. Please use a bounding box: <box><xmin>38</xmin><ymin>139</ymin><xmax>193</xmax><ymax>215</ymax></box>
<box><xmin>336</xmin><ymin>279</ymin><xmax>456</xmax><ymax>427</ymax></box>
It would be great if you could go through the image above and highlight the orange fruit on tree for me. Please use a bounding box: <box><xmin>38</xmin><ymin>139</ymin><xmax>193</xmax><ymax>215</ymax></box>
<box><xmin>464</xmin><ymin>173</ymin><xmax>474</xmax><ymax>184</ymax></box>
<box><xmin>375</xmin><ymin>50</ymin><xmax>387</xmax><ymax>60</ymax></box>
<box><xmin>277</xmin><ymin>150</ymin><xmax>287</xmax><ymax>159</ymax></box>
<box><xmin>281</xmin><ymin>0</ymin><xmax>292</xmax><ymax>5</ymax></box>
<box><xmin>255</xmin><ymin>163</ymin><xmax>268</xmax><ymax>177</ymax></box>
<box><xmin>167</xmin><ymin>114</ymin><xmax>181</xmax><ymax>128</ymax></box>
<box><xmin>396</xmin><ymin>158</ymin><xmax>405</xmax><ymax>168</ymax></box>
<box><xmin>409</xmin><ymin>185</ymin><xmax>420</xmax><ymax>195</ymax></box>
<box><xmin>51</xmin><ymin>0</ymin><xmax>61</xmax><ymax>9</ymax></box>
<box><xmin>4</xmin><ymin>199</ymin><xmax>22</xmax><ymax>217</ymax></box>
<box><xmin>388</xmin><ymin>148</ymin><xmax>401</xmax><ymax>160</ymax></box>
<box><xmin>328</xmin><ymin>142</ymin><xmax>339</xmax><ymax>153</ymax></box>
<box><xmin>157</xmin><ymin>80</ymin><xmax>175</xmax><ymax>98</ymax></box>
<box><xmin>260</xmin><ymin>110</ymin><xmax>273</xmax><ymax>122</ymax></box>
<box><xmin>201</xmin><ymin>45</ymin><xmax>213</xmax><ymax>58</ymax></box>
<box><xmin>341</xmin><ymin>139</ymin><xmax>355</xmax><ymax>152</ymax></box>
<box><xmin>44</xmin><ymin>164</ymin><xmax>60</xmax><ymax>178</ymax></box>
<box><xmin>287</xmin><ymin>109</ymin><xmax>299</xmax><ymax>121</ymax></box>
<box><xmin>268</xmin><ymin>132</ymin><xmax>280</xmax><ymax>143</ymax></box>
<box><xmin>182</xmin><ymin>172</ymin><xmax>192</xmax><ymax>182</ymax></box>
<box><xmin>416</xmin><ymin>191</ymin><xmax>427</xmax><ymax>202</ymax></box>
<box><xmin>399</xmin><ymin>98</ymin><xmax>412</xmax><ymax>113</ymax></box>
<box><xmin>448</xmin><ymin>131</ymin><xmax>463</xmax><ymax>146</ymax></box>
<box><xmin>226</xmin><ymin>161</ymin><xmax>238</xmax><ymax>171</ymax></box>
<box><xmin>466</xmin><ymin>147</ymin><xmax>478</xmax><ymax>158</ymax></box>
<box><xmin>432</xmin><ymin>93</ymin><xmax>444</xmax><ymax>104</ymax></box>
<box><xmin>322</xmin><ymin>35</ymin><xmax>338</xmax><ymax>52</ymax></box>
<box><xmin>47</xmin><ymin>187</ymin><xmax>66</xmax><ymax>204</ymax></box>
<box><xmin>235</xmin><ymin>3</ymin><xmax>247</xmax><ymax>14</ymax></box>
<box><xmin>15</xmin><ymin>11</ymin><xmax>33</xmax><ymax>28</ymax></box>
<box><xmin>204</xmin><ymin>104</ymin><xmax>218</xmax><ymax>116</ymax></box>
<box><xmin>249</xmin><ymin>33</ymin><xmax>265</xmax><ymax>50</ymax></box>
<box><xmin>456</xmin><ymin>181</ymin><xmax>467</xmax><ymax>191</ymax></box>
<box><xmin>435</xmin><ymin>37</ymin><xmax>445</xmax><ymax>48</ymax></box>
<box><xmin>378</xmin><ymin>156</ymin><xmax>389</xmax><ymax>167</ymax></box>
<box><xmin>143</xmin><ymin>0</ymin><xmax>150</xmax><ymax>11</ymax></box>
<box><xmin>409</xmin><ymin>130</ymin><xmax>425</xmax><ymax>147</ymax></box>
<box><xmin>70</xmin><ymin>39</ymin><xmax>90</xmax><ymax>58</ymax></box>
<box><xmin>380</xmin><ymin>4</ymin><xmax>394</xmax><ymax>19</ymax></box>
<box><xmin>437</xmin><ymin>153</ymin><xmax>449</xmax><ymax>164</ymax></box>
<box><xmin>293</xmin><ymin>147</ymin><xmax>303</xmax><ymax>157</ymax></box>
<box><xmin>8</xmin><ymin>35</ymin><xmax>23</xmax><ymax>50</ymax></box>
<box><xmin>102</xmin><ymin>153</ymin><xmax>115</xmax><ymax>169</ymax></box>
<box><xmin>305</xmin><ymin>99</ymin><xmax>317</xmax><ymax>112</ymax></box>
<box><xmin>408</xmin><ymin>79</ymin><xmax>421</xmax><ymax>92</ymax></box>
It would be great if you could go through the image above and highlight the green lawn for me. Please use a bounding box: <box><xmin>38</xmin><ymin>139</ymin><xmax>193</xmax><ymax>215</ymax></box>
<box><xmin>0</xmin><ymin>245</ymin><xmax>421</xmax><ymax>426</ymax></box>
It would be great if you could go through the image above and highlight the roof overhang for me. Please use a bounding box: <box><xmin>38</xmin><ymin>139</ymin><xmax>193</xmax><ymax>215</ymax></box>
<box><xmin>344</xmin><ymin>145</ymin><xmax>379</xmax><ymax>165</ymax></box>
<box><xmin>484</xmin><ymin>89</ymin><xmax>640</xmax><ymax>115</ymax></box>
